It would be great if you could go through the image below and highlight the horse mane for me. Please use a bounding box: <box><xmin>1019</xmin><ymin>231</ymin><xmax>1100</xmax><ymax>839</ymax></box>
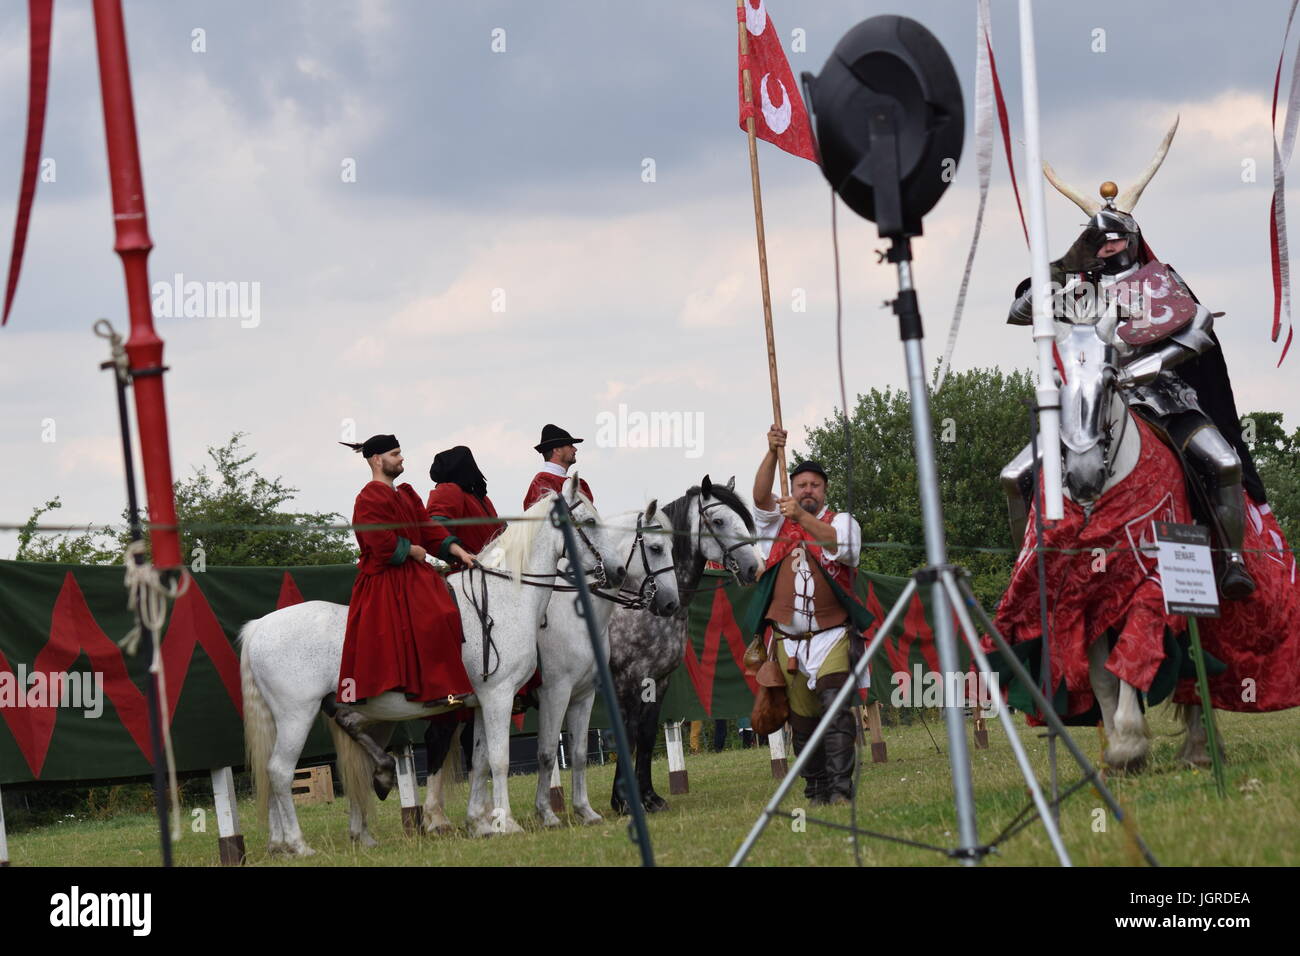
<box><xmin>478</xmin><ymin>487</ymin><xmax>598</xmax><ymax>584</ymax></box>
<box><xmin>479</xmin><ymin>493</ymin><xmax>554</xmax><ymax>583</ymax></box>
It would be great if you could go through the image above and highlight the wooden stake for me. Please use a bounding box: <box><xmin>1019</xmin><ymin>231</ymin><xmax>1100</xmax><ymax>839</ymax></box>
<box><xmin>738</xmin><ymin>0</ymin><xmax>788</xmax><ymax>496</ymax></box>
<box><xmin>866</xmin><ymin>701</ymin><xmax>888</xmax><ymax>763</ymax></box>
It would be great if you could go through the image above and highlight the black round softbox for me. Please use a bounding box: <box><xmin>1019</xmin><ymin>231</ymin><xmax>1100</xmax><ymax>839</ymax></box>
<box><xmin>809</xmin><ymin>15</ymin><xmax>964</xmax><ymax>237</ymax></box>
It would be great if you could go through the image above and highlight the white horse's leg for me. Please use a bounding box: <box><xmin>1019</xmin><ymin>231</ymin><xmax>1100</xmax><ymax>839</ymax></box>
<box><xmin>423</xmin><ymin>723</ymin><xmax>460</xmax><ymax>835</ymax></box>
<box><xmin>565</xmin><ymin>687</ymin><xmax>603</xmax><ymax>825</ymax></box>
<box><xmin>1088</xmin><ymin>636</ymin><xmax>1120</xmax><ymax>744</ymax></box>
<box><xmin>422</xmin><ymin>765</ymin><xmax>449</xmax><ymax>834</ymax></box>
<box><xmin>473</xmin><ymin>693</ymin><xmax>524</xmax><ymax>837</ymax></box>
<box><xmin>1108</xmin><ymin>680</ymin><xmax>1150</xmax><ymax>771</ymax></box>
<box><xmin>466</xmin><ymin>710</ymin><xmax>491</xmax><ymax>830</ymax></box>
<box><xmin>534</xmin><ymin>678</ymin><xmax>571</xmax><ymax>827</ymax></box>
<box><xmin>266</xmin><ymin>708</ymin><xmax>319</xmax><ymax>857</ymax></box>
<box><xmin>1175</xmin><ymin>703</ymin><xmax>1224</xmax><ymax>768</ymax></box>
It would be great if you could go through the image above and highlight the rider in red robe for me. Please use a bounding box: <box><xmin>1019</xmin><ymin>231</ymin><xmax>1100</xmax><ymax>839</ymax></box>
<box><xmin>337</xmin><ymin>435</ymin><xmax>474</xmax><ymax>706</ymax></box>
<box><xmin>523</xmin><ymin>423</ymin><xmax>593</xmax><ymax>509</ymax></box>
<box><xmin>425</xmin><ymin>445</ymin><xmax>504</xmax><ymax>558</ymax></box>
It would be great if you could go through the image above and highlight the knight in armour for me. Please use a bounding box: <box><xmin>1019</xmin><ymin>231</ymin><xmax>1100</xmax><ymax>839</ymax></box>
<box><xmin>1000</xmin><ymin>119</ymin><xmax>1263</xmax><ymax>600</ymax></box>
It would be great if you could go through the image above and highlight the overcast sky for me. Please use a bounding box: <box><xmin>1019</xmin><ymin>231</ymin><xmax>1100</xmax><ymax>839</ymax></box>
<box><xmin>2</xmin><ymin>0</ymin><xmax>1298</xmax><ymax>558</ymax></box>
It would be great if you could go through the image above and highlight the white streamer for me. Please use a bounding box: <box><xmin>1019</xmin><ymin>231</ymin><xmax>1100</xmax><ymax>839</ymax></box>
<box><xmin>935</xmin><ymin>0</ymin><xmax>995</xmax><ymax>391</ymax></box>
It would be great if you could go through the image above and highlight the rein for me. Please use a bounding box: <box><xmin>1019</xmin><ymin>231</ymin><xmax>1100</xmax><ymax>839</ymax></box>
<box><xmin>452</xmin><ymin>496</ymin><xmax>608</xmax><ymax>681</ymax></box>
<box><xmin>1100</xmin><ymin>367</ymin><xmax>1131</xmax><ymax>484</ymax></box>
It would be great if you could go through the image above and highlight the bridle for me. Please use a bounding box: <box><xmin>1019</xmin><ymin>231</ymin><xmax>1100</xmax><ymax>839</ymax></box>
<box><xmin>695</xmin><ymin>495</ymin><xmax>752</xmax><ymax>582</ymax></box>
<box><xmin>558</xmin><ymin>503</ymin><xmax>609</xmax><ymax>591</ymax></box>
<box><xmin>605</xmin><ymin>512</ymin><xmax>675</xmax><ymax>611</ymax></box>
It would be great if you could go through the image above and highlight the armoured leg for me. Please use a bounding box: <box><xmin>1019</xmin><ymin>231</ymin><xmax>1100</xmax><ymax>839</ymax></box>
<box><xmin>1185</xmin><ymin>426</ymin><xmax>1255</xmax><ymax>600</ymax></box>
<box><xmin>815</xmin><ymin>676</ymin><xmax>858</xmax><ymax>805</ymax></box>
<box><xmin>321</xmin><ymin>695</ymin><xmax>396</xmax><ymax>800</ymax></box>
<box><xmin>788</xmin><ymin>711</ymin><xmax>828</xmax><ymax>807</ymax></box>
<box><xmin>1000</xmin><ymin>442</ymin><xmax>1036</xmax><ymax>548</ymax></box>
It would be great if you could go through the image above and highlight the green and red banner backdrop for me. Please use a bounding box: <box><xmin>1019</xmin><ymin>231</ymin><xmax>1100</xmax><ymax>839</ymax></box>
<box><xmin>0</xmin><ymin>562</ymin><xmax>964</xmax><ymax>785</ymax></box>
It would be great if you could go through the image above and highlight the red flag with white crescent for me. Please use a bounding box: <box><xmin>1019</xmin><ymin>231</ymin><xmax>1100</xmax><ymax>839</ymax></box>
<box><xmin>737</xmin><ymin>0</ymin><xmax>817</xmax><ymax>164</ymax></box>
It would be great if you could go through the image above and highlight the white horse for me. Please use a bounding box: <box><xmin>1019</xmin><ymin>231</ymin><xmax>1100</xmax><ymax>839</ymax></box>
<box><xmin>421</xmin><ymin>501</ymin><xmax>681</xmax><ymax>831</ymax></box>
<box><xmin>240</xmin><ymin>477</ymin><xmax>621</xmax><ymax>853</ymax></box>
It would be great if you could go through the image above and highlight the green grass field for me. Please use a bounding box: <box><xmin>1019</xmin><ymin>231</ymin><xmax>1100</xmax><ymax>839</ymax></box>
<box><xmin>8</xmin><ymin>706</ymin><xmax>1299</xmax><ymax>867</ymax></box>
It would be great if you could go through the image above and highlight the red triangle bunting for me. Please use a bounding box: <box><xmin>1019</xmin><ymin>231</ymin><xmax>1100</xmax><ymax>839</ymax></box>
<box><xmin>276</xmin><ymin>571</ymin><xmax>305</xmax><ymax>609</ymax></box>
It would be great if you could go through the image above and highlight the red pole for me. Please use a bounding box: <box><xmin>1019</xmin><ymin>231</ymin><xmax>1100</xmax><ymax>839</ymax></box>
<box><xmin>91</xmin><ymin>0</ymin><xmax>181</xmax><ymax>569</ymax></box>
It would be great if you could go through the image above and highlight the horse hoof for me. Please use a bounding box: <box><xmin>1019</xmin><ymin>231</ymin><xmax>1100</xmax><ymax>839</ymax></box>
<box><xmin>642</xmin><ymin>792</ymin><xmax>669</xmax><ymax>812</ymax></box>
<box><xmin>539</xmin><ymin>810</ymin><xmax>563</xmax><ymax>828</ymax></box>
<box><xmin>350</xmin><ymin>831</ymin><xmax>379</xmax><ymax>849</ymax></box>
<box><xmin>1104</xmin><ymin>750</ymin><xmax>1148</xmax><ymax>773</ymax></box>
<box><xmin>270</xmin><ymin>842</ymin><xmax>315</xmax><ymax>857</ymax></box>
<box><xmin>373</xmin><ymin>765</ymin><xmax>396</xmax><ymax>801</ymax></box>
<box><xmin>423</xmin><ymin>819</ymin><xmax>455</xmax><ymax>836</ymax></box>
<box><xmin>576</xmin><ymin>808</ymin><xmax>603</xmax><ymax>825</ymax></box>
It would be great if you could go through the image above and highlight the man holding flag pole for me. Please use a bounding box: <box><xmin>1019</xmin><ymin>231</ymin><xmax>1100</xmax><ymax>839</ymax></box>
<box><xmin>739</xmin><ymin>1</ymin><xmax>877</xmax><ymax>795</ymax></box>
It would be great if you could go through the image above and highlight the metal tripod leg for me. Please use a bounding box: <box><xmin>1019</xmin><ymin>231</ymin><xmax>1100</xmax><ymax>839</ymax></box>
<box><xmin>939</xmin><ymin>569</ymin><xmax>1071</xmax><ymax>866</ymax></box>
<box><xmin>729</xmin><ymin>579</ymin><xmax>917</xmax><ymax>867</ymax></box>
<box><xmin>949</xmin><ymin>572</ymin><xmax>1160</xmax><ymax>867</ymax></box>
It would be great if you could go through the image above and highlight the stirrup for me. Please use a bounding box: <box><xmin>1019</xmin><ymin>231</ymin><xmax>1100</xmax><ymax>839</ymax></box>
<box><xmin>1219</xmin><ymin>553</ymin><xmax>1256</xmax><ymax>601</ymax></box>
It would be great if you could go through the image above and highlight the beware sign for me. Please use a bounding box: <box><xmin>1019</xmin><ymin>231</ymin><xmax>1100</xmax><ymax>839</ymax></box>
<box><xmin>1153</xmin><ymin>521</ymin><xmax>1220</xmax><ymax>617</ymax></box>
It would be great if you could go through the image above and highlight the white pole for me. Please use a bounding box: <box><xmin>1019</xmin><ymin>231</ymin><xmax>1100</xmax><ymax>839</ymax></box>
<box><xmin>0</xmin><ymin>782</ymin><xmax>9</xmax><ymax>865</ymax></box>
<box><xmin>397</xmin><ymin>744</ymin><xmax>420</xmax><ymax>835</ymax></box>
<box><xmin>549</xmin><ymin>744</ymin><xmax>565</xmax><ymax>813</ymax></box>
<box><xmin>210</xmin><ymin>766</ymin><xmax>245</xmax><ymax>865</ymax></box>
<box><xmin>767</xmin><ymin>723</ymin><xmax>789</xmax><ymax>778</ymax></box>
<box><xmin>1018</xmin><ymin>0</ymin><xmax>1064</xmax><ymax>520</ymax></box>
<box><xmin>664</xmin><ymin>721</ymin><xmax>689</xmax><ymax>795</ymax></box>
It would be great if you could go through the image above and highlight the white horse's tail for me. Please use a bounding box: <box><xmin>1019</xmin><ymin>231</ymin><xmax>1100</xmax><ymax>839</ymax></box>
<box><xmin>327</xmin><ymin>712</ymin><xmax>375</xmax><ymax>821</ymax></box>
<box><xmin>239</xmin><ymin>619</ymin><xmax>275</xmax><ymax>831</ymax></box>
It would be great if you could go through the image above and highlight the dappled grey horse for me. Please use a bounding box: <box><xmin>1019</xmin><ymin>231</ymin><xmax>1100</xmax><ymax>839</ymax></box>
<box><xmin>606</xmin><ymin>476</ymin><xmax>761</xmax><ymax>813</ymax></box>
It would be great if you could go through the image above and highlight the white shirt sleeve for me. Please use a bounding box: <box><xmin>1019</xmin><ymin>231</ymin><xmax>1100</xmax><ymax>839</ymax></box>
<box><xmin>825</xmin><ymin>512</ymin><xmax>862</xmax><ymax>566</ymax></box>
<box><xmin>752</xmin><ymin>503</ymin><xmax>784</xmax><ymax>562</ymax></box>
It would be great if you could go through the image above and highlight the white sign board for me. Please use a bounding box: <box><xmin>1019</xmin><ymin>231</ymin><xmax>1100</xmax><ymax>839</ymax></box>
<box><xmin>1153</xmin><ymin>521</ymin><xmax>1220</xmax><ymax>618</ymax></box>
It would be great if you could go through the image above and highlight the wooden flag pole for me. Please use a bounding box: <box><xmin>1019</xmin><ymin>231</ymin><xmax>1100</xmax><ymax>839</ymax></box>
<box><xmin>738</xmin><ymin>0</ymin><xmax>788</xmax><ymax>496</ymax></box>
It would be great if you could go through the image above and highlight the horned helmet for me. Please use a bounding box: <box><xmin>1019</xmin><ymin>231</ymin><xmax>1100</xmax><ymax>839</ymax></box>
<box><xmin>1043</xmin><ymin>116</ymin><xmax>1179</xmax><ymax>276</ymax></box>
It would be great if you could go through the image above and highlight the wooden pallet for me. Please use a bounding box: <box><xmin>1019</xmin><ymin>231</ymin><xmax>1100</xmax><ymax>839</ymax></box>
<box><xmin>292</xmin><ymin>765</ymin><xmax>335</xmax><ymax>805</ymax></box>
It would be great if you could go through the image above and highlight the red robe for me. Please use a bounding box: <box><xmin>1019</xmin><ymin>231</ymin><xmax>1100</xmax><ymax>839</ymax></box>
<box><xmin>425</xmin><ymin>484</ymin><xmax>504</xmax><ymax>557</ymax></box>
<box><xmin>994</xmin><ymin>417</ymin><xmax>1300</xmax><ymax>715</ymax></box>
<box><xmin>994</xmin><ymin>419</ymin><xmax>1190</xmax><ymax>717</ymax></box>
<box><xmin>338</xmin><ymin>481</ymin><xmax>473</xmax><ymax>705</ymax></box>
<box><xmin>523</xmin><ymin>471</ymin><xmax>593</xmax><ymax>510</ymax></box>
